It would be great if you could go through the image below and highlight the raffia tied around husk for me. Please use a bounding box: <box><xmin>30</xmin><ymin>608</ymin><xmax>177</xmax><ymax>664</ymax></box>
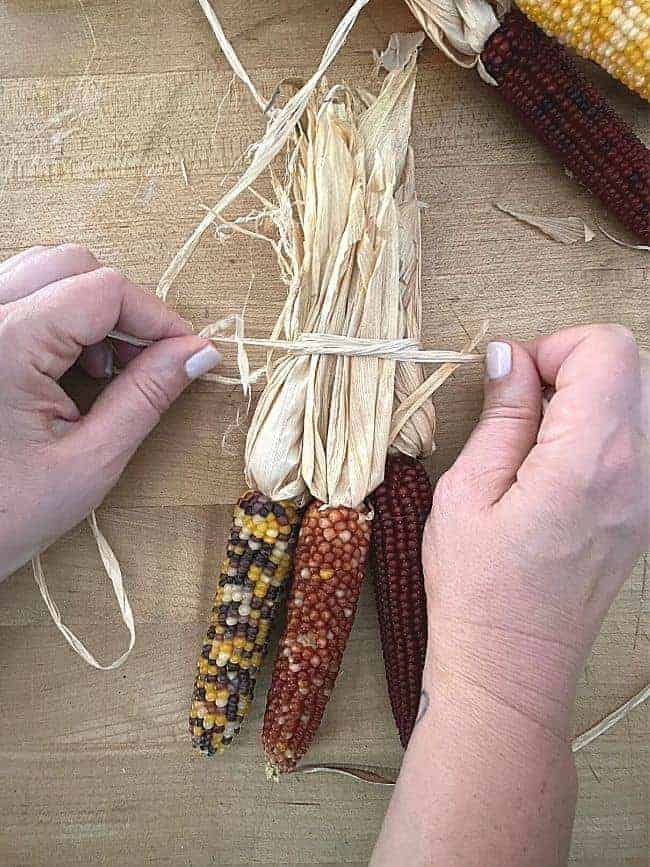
<box><xmin>244</xmin><ymin>46</ymin><xmax>436</xmax><ymax>507</ymax></box>
<box><xmin>35</xmin><ymin>22</ymin><xmax>477</xmax><ymax>671</ymax></box>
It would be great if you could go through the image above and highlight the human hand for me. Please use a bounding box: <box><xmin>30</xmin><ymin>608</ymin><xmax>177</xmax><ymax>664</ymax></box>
<box><xmin>423</xmin><ymin>324</ymin><xmax>649</xmax><ymax>740</ymax></box>
<box><xmin>372</xmin><ymin>325</ymin><xmax>647</xmax><ymax>867</ymax></box>
<box><xmin>0</xmin><ymin>245</ymin><xmax>220</xmax><ymax>580</ymax></box>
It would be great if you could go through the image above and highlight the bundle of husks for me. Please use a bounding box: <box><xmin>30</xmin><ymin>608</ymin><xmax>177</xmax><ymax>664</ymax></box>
<box><xmin>189</xmin><ymin>36</ymin><xmax>478</xmax><ymax>769</ymax></box>
<box><xmin>405</xmin><ymin>1</ymin><xmax>649</xmax><ymax>244</ymax></box>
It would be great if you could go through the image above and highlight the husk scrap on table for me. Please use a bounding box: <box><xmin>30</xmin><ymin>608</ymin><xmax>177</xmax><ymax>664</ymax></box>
<box><xmin>495</xmin><ymin>203</ymin><xmax>595</xmax><ymax>244</ymax></box>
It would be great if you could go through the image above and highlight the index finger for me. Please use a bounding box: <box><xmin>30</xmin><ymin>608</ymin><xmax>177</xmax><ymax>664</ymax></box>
<box><xmin>526</xmin><ymin>324</ymin><xmax>641</xmax><ymax>430</ymax></box>
<box><xmin>8</xmin><ymin>267</ymin><xmax>193</xmax><ymax>379</ymax></box>
<box><xmin>509</xmin><ymin>324</ymin><xmax>643</xmax><ymax>500</ymax></box>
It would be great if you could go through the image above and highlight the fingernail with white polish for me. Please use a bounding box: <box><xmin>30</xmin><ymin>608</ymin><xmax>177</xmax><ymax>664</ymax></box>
<box><xmin>185</xmin><ymin>345</ymin><xmax>221</xmax><ymax>379</ymax></box>
<box><xmin>486</xmin><ymin>341</ymin><xmax>512</xmax><ymax>380</ymax></box>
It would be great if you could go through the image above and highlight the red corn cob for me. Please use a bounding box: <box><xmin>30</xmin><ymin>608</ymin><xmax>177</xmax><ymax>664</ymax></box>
<box><xmin>263</xmin><ymin>501</ymin><xmax>373</xmax><ymax>773</ymax></box>
<box><xmin>369</xmin><ymin>454</ymin><xmax>433</xmax><ymax>747</ymax></box>
<box><xmin>482</xmin><ymin>9</ymin><xmax>649</xmax><ymax>244</ymax></box>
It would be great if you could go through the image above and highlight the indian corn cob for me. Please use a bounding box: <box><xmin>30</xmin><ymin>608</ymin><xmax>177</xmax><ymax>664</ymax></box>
<box><xmin>190</xmin><ymin>491</ymin><xmax>302</xmax><ymax>755</ymax></box>
<box><xmin>482</xmin><ymin>9</ymin><xmax>650</xmax><ymax>244</ymax></box>
<box><xmin>263</xmin><ymin>501</ymin><xmax>373</xmax><ymax>773</ymax></box>
<box><xmin>515</xmin><ymin>0</ymin><xmax>650</xmax><ymax>100</ymax></box>
<box><xmin>369</xmin><ymin>454</ymin><xmax>433</xmax><ymax>748</ymax></box>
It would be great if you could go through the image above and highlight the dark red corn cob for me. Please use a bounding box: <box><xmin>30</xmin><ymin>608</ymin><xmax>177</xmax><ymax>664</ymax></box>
<box><xmin>482</xmin><ymin>9</ymin><xmax>649</xmax><ymax>244</ymax></box>
<box><xmin>263</xmin><ymin>501</ymin><xmax>373</xmax><ymax>773</ymax></box>
<box><xmin>369</xmin><ymin>454</ymin><xmax>433</xmax><ymax>747</ymax></box>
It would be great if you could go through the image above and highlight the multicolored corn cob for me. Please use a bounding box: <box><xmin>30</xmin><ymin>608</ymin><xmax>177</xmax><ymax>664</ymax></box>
<box><xmin>263</xmin><ymin>501</ymin><xmax>373</xmax><ymax>773</ymax></box>
<box><xmin>482</xmin><ymin>9</ymin><xmax>649</xmax><ymax>244</ymax></box>
<box><xmin>516</xmin><ymin>0</ymin><xmax>650</xmax><ymax>100</ymax></box>
<box><xmin>369</xmin><ymin>454</ymin><xmax>433</xmax><ymax>748</ymax></box>
<box><xmin>190</xmin><ymin>491</ymin><xmax>302</xmax><ymax>755</ymax></box>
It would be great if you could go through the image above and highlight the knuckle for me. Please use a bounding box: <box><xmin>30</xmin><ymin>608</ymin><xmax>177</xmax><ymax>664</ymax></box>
<box><xmin>55</xmin><ymin>242</ymin><xmax>99</xmax><ymax>271</ymax></box>
<box><xmin>90</xmin><ymin>266</ymin><xmax>128</xmax><ymax>302</ymax></box>
<box><xmin>93</xmin><ymin>265</ymin><xmax>125</xmax><ymax>285</ymax></box>
<box><xmin>480</xmin><ymin>402</ymin><xmax>540</xmax><ymax>426</ymax></box>
<box><xmin>126</xmin><ymin>368</ymin><xmax>174</xmax><ymax>416</ymax></box>
<box><xmin>590</xmin><ymin>323</ymin><xmax>638</xmax><ymax>359</ymax></box>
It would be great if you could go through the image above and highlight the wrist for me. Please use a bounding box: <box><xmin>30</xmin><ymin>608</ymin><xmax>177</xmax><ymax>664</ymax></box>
<box><xmin>391</xmin><ymin>662</ymin><xmax>578</xmax><ymax>867</ymax></box>
<box><xmin>424</xmin><ymin>614</ymin><xmax>582</xmax><ymax>743</ymax></box>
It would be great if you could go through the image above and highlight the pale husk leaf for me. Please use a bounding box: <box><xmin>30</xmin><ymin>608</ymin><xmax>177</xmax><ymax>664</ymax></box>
<box><xmin>156</xmin><ymin>0</ymin><xmax>373</xmax><ymax>301</ymax></box>
<box><xmin>403</xmin><ymin>0</ymin><xmax>502</xmax><ymax>67</ymax></box>
<box><xmin>496</xmin><ymin>203</ymin><xmax>596</xmax><ymax>244</ymax></box>
<box><xmin>245</xmin><ymin>45</ymin><xmax>436</xmax><ymax>506</ymax></box>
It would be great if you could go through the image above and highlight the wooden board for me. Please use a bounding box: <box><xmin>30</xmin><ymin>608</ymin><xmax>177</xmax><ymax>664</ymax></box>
<box><xmin>0</xmin><ymin>1</ymin><xmax>647</xmax><ymax>864</ymax></box>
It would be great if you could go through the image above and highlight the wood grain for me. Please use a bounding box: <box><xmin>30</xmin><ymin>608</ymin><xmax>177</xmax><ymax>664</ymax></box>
<box><xmin>0</xmin><ymin>1</ymin><xmax>647</xmax><ymax>864</ymax></box>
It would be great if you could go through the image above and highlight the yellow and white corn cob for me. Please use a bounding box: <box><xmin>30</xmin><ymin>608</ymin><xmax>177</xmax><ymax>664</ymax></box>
<box><xmin>516</xmin><ymin>0</ymin><xmax>649</xmax><ymax>100</ymax></box>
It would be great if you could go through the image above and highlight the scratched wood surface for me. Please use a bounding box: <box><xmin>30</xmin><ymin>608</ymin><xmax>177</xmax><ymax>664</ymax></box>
<box><xmin>0</xmin><ymin>1</ymin><xmax>648</xmax><ymax>865</ymax></box>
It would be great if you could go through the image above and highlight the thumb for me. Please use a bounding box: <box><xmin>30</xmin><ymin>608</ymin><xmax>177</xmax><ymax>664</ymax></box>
<box><xmin>452</xmin><ymin>341</ymin><xmax>542</xmax><ymax>505</ymax></box>
<box><xmin>71</xmin><ymin>336</ymin><xmax>220</xmax><ymax>463</ymax></box>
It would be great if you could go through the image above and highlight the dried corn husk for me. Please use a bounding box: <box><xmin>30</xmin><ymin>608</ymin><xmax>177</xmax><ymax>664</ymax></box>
<box><xmin>403</xmin><ymin>0</ymin><xmax>502</xmax><ymax>68</ymax></box>
<box><xmin>244</xmin><ymin>43</ymin><xmax>438</xmax><ymax>507</ymax></box>
<box><xmin>156</xmin><ymin>0</ymin><xmax>374</xmax><ymax>301</ymax></box>
<box><xmin>496</xmin><ymin>203</ymin><xmax>595</xmax><ymax>244</ymax></box>
<box><xmin>392</xmin><ymin>146</ymin><xmax>436</xmax><ymax>458</ymax></box>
